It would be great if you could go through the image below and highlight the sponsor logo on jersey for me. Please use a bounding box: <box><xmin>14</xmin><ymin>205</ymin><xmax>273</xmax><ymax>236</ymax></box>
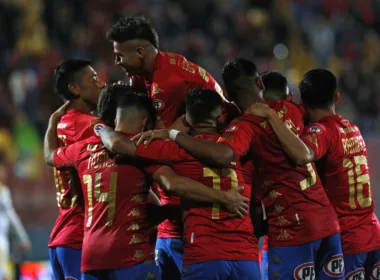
<box><xmin>372</xmin><ymin>262</ymin><xmax>380</xmax><ymax>280</ymax></box>
<box><xmin>323</xmin><ymin>254</ymin><xmax>344</xmax><ymax>277</ymax></box>
<box><xmin>307</xmin><ymin>126</ymin><xmax>322</xmax><ymax>134</ymax></box>
<box><xmin>225</xmin><ymin>125</ymin><xmax>238</xmax><ymax>133</ymax></box>
<box><xmin>294</xmin><ymin>262</ymin><xmax>315</xmax><ymax>280</ymax></box>
<box><xmin>153</xmin><ymin>99</ymin><xmax>164</xmax><ymax>111</ymax></box>
<box><xmin>93</xmin><ymin>123</ymin><xmax>105</xmax><ymax>136</ymax></box>
<box><xmin>345</xmin><ymin>268</ymin><xmax>365</xmax><ymax>280</ymax></box>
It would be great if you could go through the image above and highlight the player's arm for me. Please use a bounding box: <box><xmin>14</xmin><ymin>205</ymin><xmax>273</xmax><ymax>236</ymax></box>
<box><xmin>99</xmin><ymin>126</ymin><xmax>137</xmax><ymax>156</ymax></box>
<box><xmin>152</xmin><ymin>166</ymin><xmax>249</xmax><ymax>218</ymax></box>
<box><xmin>245</xmin><ymin>103</ymin><xmax>315</xmax><ymax>166</ymax></box>
<box><xmin>2</xmin><ymin>188</ymin><xmax>31</xmax><ymax>252</ymax></box>
<box><xmin>44</xmin><ymin>101</ymin><xmax>71</xmax><ymax>165</ymax></box>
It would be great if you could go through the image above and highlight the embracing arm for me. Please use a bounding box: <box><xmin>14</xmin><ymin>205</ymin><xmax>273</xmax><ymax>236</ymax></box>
<box><xmin>153</xmin><ymin>166</ymin><xmax>248</xmax><ymax>218</ymax></box>
<box><xmin>171</xmin><ymin>132</ymin><xmax>234</xmax><ymax>166</ymax></box>
<box><xmin>99</xmin><ymin>126</ymin><xmax>137</xmax><ymax>156</ymax></box>
<box><xmin>44</xmin><ymin>101</ymin><xmax>71</xmax><ymax>165</ymax></box>
<box><xmin>265</xmin><ymin>110</ymin><xmax>314</xmax><ymax>165</ymax></box>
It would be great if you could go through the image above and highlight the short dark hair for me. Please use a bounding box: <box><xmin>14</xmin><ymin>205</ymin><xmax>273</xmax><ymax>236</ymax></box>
<box><xmin>299</xmin><ymin>69</ymin><xmax>337</xmax><ymax>109</ymax></box>
<box><xmin>185</xmin><ymin>89</ymin><xmax>223</xmax><ymax>124</ymax></box>
<box><xmin>261</xmin><ymin>71</ymin><xmax>287</xmax><ymax>92</ymax></box>
<box><xmin>97</xmin><ymin>85</ymin><xmax>123</xmax><ymax>127</ymax></box>
<box><xmin>116</xmin><ymin>85</ymin><xmax>157</xmax><ymax>128</ymax></box>
<box><xmin>106</xmin><ymin>16</ymin><xmax>159</xmax><ymax>48</ymax></box>
<box><xmin>222</xmin><ymin>58</ymin><xmax>258</xmax><ymax>101</ymax></box>
<box><xmin>54</xmin><ymin>59</ymin><xmax>92</xmax><ymax>100</ymax></box>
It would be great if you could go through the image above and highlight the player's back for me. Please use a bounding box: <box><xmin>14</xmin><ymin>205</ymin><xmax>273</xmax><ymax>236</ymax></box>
<box><xmin>49</xmin><ymin>109</ymin><xmax>103</xmax><ymax>249</ymax></box>
<box><xmin>308</xmin><ymin>114</ymin><xmax>380</xmax><ymax>254</ymax></box>
<box><xmin>71</xmin><ymin>135</ymin><xmax>154</xmax><ymax>271</ymax></box>
<box><xmin>169</xmin><ymin>134</ymin><xmax>258</xmax><ymax>264</ymax></box>
<box><xmin>248</xmin><ymin>101</ymin><xmax>339</xmax><ymax>247</ymax></box>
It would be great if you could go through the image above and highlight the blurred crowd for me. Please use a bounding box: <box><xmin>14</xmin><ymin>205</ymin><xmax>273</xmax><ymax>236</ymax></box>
<box><xmin>1</xmin><ymin>0</ymin><xmax>380</xmax><ymax>224</ymax></box>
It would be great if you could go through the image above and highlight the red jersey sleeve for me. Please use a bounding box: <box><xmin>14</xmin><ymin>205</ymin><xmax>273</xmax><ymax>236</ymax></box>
<box><xmin>136</xmin><ymin>140</ymin><xmax>193</xmax><ymax>162</ymax></box>
<box><xmin>53</xmin><ymin>141</ymin><xmax>84</xmax><ymax>168</ymax></box>
<box><xmin>300</xmin><ymin>124</ymin><xmax>331</xmax><ymax>161</ymax></box>
<box><xmin>217</xmin><ymin>116</ymin><xmax>255</xmax><ymax>158</ymax></box>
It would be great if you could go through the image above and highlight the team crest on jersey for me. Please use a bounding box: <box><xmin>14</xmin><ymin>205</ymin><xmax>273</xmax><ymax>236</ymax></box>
<box><xmin>307</xmin><ymin>126</ymin><xmax>322</xmax><ymax>134</ymax></box>
<box><xmin>153</xmin><ymin>99</ymin><xmax>164</xmax><ymax>111</ymax></box>
<box><xmin>345</xmin><ymin>268</ymin><xmax>365</xmax><ymax>280</ymax></box>
<box><xmin>294</xmin><ymin>263</ymin><xmax>315</xmax><ymax>280</ymax></box>
<box><xmin>371</xmin><ymin>263</ymin><xmax>380</xmax><ymax>280</ymax></box>
<box><xmin>225</xmin><ymin>125</ymin><xmax>238</xmax><ymax>133</ymax></box>
<box><xmin>323</xmin><ymin>255</ymin><xmax>344</xmax><ymax>277</ymax></box>
<box><xmin>93</xmin><ymin>123</ymin><xmax>105</xmax><ymax>136</ymax></box>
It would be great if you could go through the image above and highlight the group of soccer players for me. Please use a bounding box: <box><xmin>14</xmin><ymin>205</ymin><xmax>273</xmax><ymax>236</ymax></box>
<box><xmin>42</xmin><ymin>15</ymin><xmax>380</xmax><ymax>280</ymax></box>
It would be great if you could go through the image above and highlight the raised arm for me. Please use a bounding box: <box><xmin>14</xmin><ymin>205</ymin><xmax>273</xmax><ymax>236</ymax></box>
<box><xmin>152</xmin><ymin>166</ymin><xmax>249</xmax><ymax>218</ymax></box>
<box><xmin>246</xmin><ymin>103</ymin><xmax>315</xmax><ymax>166</ymax></box>
<box><xmin>44</xmin><ymin>101</ymin><xmax>71</xmax><ymax>166</ymax></box>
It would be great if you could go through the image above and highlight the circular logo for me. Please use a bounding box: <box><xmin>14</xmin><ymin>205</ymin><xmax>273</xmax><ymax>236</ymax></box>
<box><xmin>294</xmin><ymin>263</ymin><xmax>315</xmax><ymax>280</ymax></box>
<box><xmin>345</xmin><ymin>268</ymin><xmax>365</xmax><ymax>280</ymax></box>
<box><xmin>307</xmin><ymin>126</ymin><xmax>322</xmax><ymax>134</ymax></box>
<box><xmin>153</xmin><ymin>99</ymin><xmax>164</xmax><ymax>111</ymax></box>
<box><xmin>93</xmin><ymin>123</ymin><xmax>106</xmax><ymax>136</ymax></box>
<box><xmin>225</xmin><ymin>125</ymin><xmax>238</xmax><ymax>133</ymax></box>
<box><xmin>372</xmin><ymin>263</ymin><xmax>380</xmax><ymax>280</ymax></box>
<box><xmin>323</xmin><ymin>255</ymin><xmax>344</xmax><ymax>277</ymax></box>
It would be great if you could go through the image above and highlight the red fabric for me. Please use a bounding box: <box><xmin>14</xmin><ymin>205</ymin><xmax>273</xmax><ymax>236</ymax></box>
<box><xmin>48</xmin><ymin>109</ymin><xmax>103</xmax><ymax>249</ymax></box>
<box><xmin>301</xmin><ymin>115</ymin><xmax>380</xmax><ymax>254</ymax></box>
<box><xmin>132</xmin><ymin>51</ymin><xmax>239</xmax><ymax>238</ymax></box>
<box><xmin>218</xmin><ymin>101</ymin><xmax>340</xmax><ymax>247</ymax></box>
<box><xmin>54</xmin><ymin>135</ymin><xmax>155</xmax><ymax>271</ymax></box>
<box><xmin>137</xmin><ymin>135</ymin><xmax>258</xmax><ymax>264</ymax></box>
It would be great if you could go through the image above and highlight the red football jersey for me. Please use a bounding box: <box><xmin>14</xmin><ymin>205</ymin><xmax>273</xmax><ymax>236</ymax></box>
<box><xmin>136</xmin><ymin>135</ymin><xmax>258</xmax><ymax>264</ymax></box>
<box><xmin>131</xmin><ymin>51</ymin><xmax>240</xmax><ymax>239</ymax></box>
<box><xmin>301</xmin><ymin>114</ymin><xmax>380</xmax><ymax>254</ymax></box>
<box><xmin>218</xmin><ymin>101</ymin><xmax>340</xmax><ymax>247</ymax></box>
<box><xmin>49</xmin><ymin>109</ymin><xmax>104</xmax><ymax>249</ymax></box>
<box><xmin>53</xmin><ymin>135</ymin><xmax>155</xmax><ymax>271</ymax></box>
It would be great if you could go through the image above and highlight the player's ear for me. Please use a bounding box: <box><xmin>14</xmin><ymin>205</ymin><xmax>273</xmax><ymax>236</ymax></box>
<box><xmin>335</xmin><ymin>91</ymin><xmax>341</xmax><ymax>105</ymax></box>
<box><xmin>68</xmin><ymin>84</ymin><xmax>80</xmax><ymax>97</ymax></box>
<box><xmin>256</xmin><ymin>77</ymin><xmax>265</xmax><ymax>91</ymax></box>
<box><xmin>136</xmin><ymin>46</ymin><xmax>145</xmax><ymax>60</ymax></box>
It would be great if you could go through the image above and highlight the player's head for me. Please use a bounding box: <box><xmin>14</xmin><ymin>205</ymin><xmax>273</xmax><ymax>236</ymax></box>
<box><xmin>299</xmin><ymin>69</ymin><xmax>339</xmax><ymax>109</ymax></box>
<box><xmin>54</xmin><ymin>59</ymin><xmax>106</xmax><ymax>108</ymax></box>
<box><xmin>109</xmin><ymin>84</ymin><xmax>156</xmax><ymax>133</ymax></box>
<box><xmin>185</xmin><ymin>89</ymin><xmax>223</xmax><ymax>128</ymax></box>
<box><xmin>222</xmin><ymin>58</ymin><xmax>264</xmax><ymax>108</ymax></box>
<box><xmin>97</xmin><ymin>85</ymin><xmax>123</xmax><ymax>127</ymax></box>
<box><xmin>106</xmin><ymin>16</ymin><xmax>159</xmax><ymax>76</ymax></box>
<box><xmin>260</xmin><ymin>71</ymin><xmax>291</xmax><ymax>102</ymax></box>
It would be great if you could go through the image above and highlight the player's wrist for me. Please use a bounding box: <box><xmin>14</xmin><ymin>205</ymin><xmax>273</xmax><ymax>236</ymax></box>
<box><xmin>267</xmin><ymin>110</ymin><xmax>278</xmax><ymax>121</ymax></box>
<box><xmin>169</xmin><ymin>129</ymin><xmax>180</xmax><ymax>141</ymax></box>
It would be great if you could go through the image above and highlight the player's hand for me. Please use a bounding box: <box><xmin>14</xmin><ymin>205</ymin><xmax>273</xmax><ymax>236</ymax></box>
<box><xmin>244</xmin><ymin>103</ymin><xmax>273</xmax><ymax>119</ymax></box>
<box><xmin>51</xmin><ymin>100</ymin><xmax>71</xmax><ymax>121</ymax></box>
<box><xmin>132</xmin><ymin>129</ymin><xmax>170</xmax><ymax>146</ymax></box>
<box><xmin>223</xmin><ymin>186</ymin><xmax>249</xmax><ymax>219</ymax></box>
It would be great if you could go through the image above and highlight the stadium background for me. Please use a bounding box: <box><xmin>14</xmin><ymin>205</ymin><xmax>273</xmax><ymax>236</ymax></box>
<box><xmin>1</xmin><ymin>0</ymin><xmax>380</xmax><ymax>278</ymax></box>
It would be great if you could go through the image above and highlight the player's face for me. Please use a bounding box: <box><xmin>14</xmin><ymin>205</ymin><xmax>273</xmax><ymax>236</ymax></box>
<box><xmin>78</xmin><ymin>66</ymin><xmax>106</xmax><ymax>107</ymax></box>
<box><xmin>113</xmin><ymin>41</ymin><xmax>145</xmax><ymax>76</ymax></box>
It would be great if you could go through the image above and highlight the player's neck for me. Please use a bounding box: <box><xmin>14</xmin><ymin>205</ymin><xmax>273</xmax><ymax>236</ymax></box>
<box><xmin>308</xmin><ymin>107</ymin><xmax>335</xmax><ymax>123</ymax></box>
<box><xmin>143</xmin><ymin>49</ymin><xmax>159</xmax><ymax>81</ymax></box>
<box><xmin>70</xmin><ymin>99</ymin><xmax>96</xmax><ymax>115</ymax></box>
<box><xmin>236</xmin><ymin>93</ymin><xmax>264</xmax><ymax>112</ymax></box>
<box><xmin>190</xmin><ymin>125</ymin><xmax>219</xmax><ymax>136</ymax></box>
<box><xmin>115</xmin><ymin>123</ymin><xmax>142</xmax><ymax>135</ymax></box>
